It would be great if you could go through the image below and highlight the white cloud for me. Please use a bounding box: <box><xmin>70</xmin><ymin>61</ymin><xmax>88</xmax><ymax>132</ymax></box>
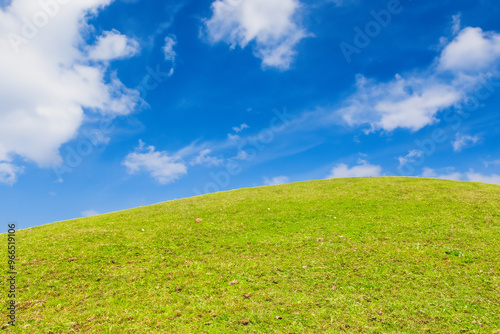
<box><xmin>0</xmin><ymin>162</ymin><xmax>24</xmax><ymax>185</ymax></box>
<box><xmin>191</xmin><ymin>149</ymin><xmax>223</xmax><ymax>167</ymax></box>
<box><xmin>421</xmin><ymin>167</ymin><xmax>500</xmax><ymax>185</ymax></box>
<box><xmin>0</xmin><ymin>0</ymin><xmax>141</xmax><ymax>183</ymax></box>
<box><xmin>338</xmin><ymin>73</ymin><xmax>464</xmax><ymax>132</ymax></box>
<box><xmin>421</xmin><ymin>167</ymin><xmax>463</xmax><ymax>181</ymax></box>
<box><xmin>397</xmin><ymin>150</ymin><xmax>424</xmax><ymax>166</ymax></box>
<box><xmin>163</xmin><ymin>35</ymin><xmax>176</xmax><ymax>62</ymax></box>
<box><xmin>327</xmin><ymin>160</ymin><xmax>382</xmax><ymax>178</ymax></box>
<box><xmin>88</xmin><ymin>29</ymin><xmax>140</xmax><ymax>61</ymax></box>
<box><xmin>264</xmin><ymin>175</ymin><xmax>289</xmax><ymax>186</ymax></box>
<box><xmin>452</xmin><ymin>134</ymin><xmax>479</xmax><ymax>152</ymax></box>
<box><xmin>439</xmin><ymin>27</ymin><xmax>500</xmax><ymax>73</ymax></box>
<box><xmin>466</xmin><ymin>170</ymin><xmax>500</xmax><ymax>185</ymax></box>
<box><xmin>123</xmin><ymin>140</ymin><xmax>187</xmax><ymax>185</ymax></box>
<box><xmin>204</xmin><ymin>0</ymin><xmax>308</xmax><ymax>69</ymax></box>
<box><xmin>82</xmin><ymin>209</ymin><xmax>99</xmax><ymax>217</ymax></box>
<box><xmin>232</xmin><ymin>123</ymin><xmax>249</xmax><ymax>133</ymax></box>
<box><xmin>337</xmin><ymin>26</ymin><xmax>500</xmax><ymax>132</ymax></box>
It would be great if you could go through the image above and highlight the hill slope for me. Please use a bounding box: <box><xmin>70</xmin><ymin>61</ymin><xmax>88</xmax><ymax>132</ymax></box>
<box><xmin>3</xmin><ymin>177</ymin><xmax>500</xmax><ymax>333</ymax></box>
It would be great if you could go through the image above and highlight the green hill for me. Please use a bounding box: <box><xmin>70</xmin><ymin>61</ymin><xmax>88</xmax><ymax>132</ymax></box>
<box><xmin>3</xmin><ymin>177</ymin><xmax>500</xmax><ymax>333</ymax></box>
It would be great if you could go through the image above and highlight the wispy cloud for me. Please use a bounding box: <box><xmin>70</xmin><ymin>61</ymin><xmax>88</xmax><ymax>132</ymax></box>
<box><xmin>82</xmin><ymin>210</ymin><xmax>100</xmax><ymax>217</ymax></box>
<box><xmin>484</xmin><ymin>159</ymin><xmax>500</xmax><ymax>168</ymax></box>
<box><xmin>397</xmin><ymin>150</ymin><xmax>424</xmax><ymax>166</ymax></box>
<box><xmin>264</xmin><ymin>175</ymin><xmax>290</xmax><ymax>186</ymax></box>
<box><xmin>327</xmin><ymin>159</ymin><xmax>382</xmax><ymax>178</ymax></box>
<box><xmin>190</xmin><ymin>149</ymin><xmax>224</xmax><ymax>167</ymax></box>
<box><xmin>422</xmin><ymin>167</ymin><xmax>500</xmax><ymax>185</ymax></box>
<box><xmin>421</xmin><ymin>167</ymin><xmax>463</xmax><ymax>181</ymax></box>
<box><xmin>0</xmin><ymin>162</ymin><xmax>24</xmax><ymax>186</ymax></box>
<box><xmin>232</xmin><ymin>123</ymin><xmax>249</xmax><ymax>133</ymax></box>
<box><xmin>452</xmin><ymin>134</ymin><xmax>479</xmax><ymax>152</ymax></box>
<box><xmin>466</xmin><ymin>171</ymin><xmax>500</xmax><ymax>185</ymax></box>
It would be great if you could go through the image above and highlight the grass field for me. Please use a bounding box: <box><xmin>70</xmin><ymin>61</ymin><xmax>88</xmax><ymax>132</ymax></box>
<box><xmin>2</xmin><ymin>177</ymin><xmax>500</xmax><ymax>333</ymax></box>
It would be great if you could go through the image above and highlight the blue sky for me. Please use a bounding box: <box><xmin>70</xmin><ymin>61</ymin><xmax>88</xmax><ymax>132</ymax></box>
<box><xmin>1</xmin><ymin>0</ymin><xmax>500</xmax><ymax>229</ymax></box>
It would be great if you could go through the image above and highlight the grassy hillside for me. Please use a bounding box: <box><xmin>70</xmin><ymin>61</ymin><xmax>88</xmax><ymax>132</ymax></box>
<box><xmin>2</xmin><ymin>177</ymin><xmax>500</xmax><ymax>333</ymax></box>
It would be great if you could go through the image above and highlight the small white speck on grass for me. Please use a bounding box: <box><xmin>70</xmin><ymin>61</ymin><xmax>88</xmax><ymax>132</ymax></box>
<box><xmin>141</xmin><ymin>229</ymin><xmax>144</xmax><ymax>231</ymax></box>
<box><xmin>268</xmin><ymin>208</ymin><xmax>270</xmax><ymax>210</ymax></box>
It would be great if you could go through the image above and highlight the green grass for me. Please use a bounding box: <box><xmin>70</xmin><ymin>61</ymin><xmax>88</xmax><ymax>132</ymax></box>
<box><xmin>2</xmin><ymin>177</ymin><xmax>500</xmax><ymax>333</ymax></box>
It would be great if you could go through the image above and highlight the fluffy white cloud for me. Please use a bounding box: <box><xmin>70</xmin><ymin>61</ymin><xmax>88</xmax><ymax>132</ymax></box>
<box><xmin>88</xmin><ymin>29</ymin><xmax>140</xmax><ymax>61</ymax></box>
<box><xmin>327</xmin><ymin>160</ymin><xmax>382</xmax><ymax>178</ymax></box>
<box><xmin>0</xmin><ymin>162</ymin><xmax>24</xmax><ymax>185</ymax></box>
<box><xmin>123</xmin><ymin>140</ymin><xmax>187</xmax><ymax>185</ymax></box>
<box><xmin>191</xmin><ymin>149</ymin><xmax>223</xmax><ymax>167</ymax></box>
<box><xmin>0</xmin><ymin>0</ymin><xmax>141</xmax><ymax>184</ymax></box>
<box><xmin>439</xmin><ymin>27</ymin><xmax>500</xmax><ymax>73</ymax></box>
<box><xmin>466</xmin><ymin>171</ymin><xmax>500</xmax><ymax>185</ymax></box>
<box><xmin>337</xmin><ymin>26</ymin><xmax>500</xmax><ymax>132</ymax></box>
<box><xmin>264</xmin><ymin>175</ymin><xmax>289</xmax><ymax>186</ymax></box>
<box><xmin>204</xmin><ymin>0</ymin><xmax>308</xmax><ymax>69</ymax></box>
<box><xmin>421</xmin><ymin>167</ymin><xmax>463</xmax><ymax>181</ymax></box>
<box><xmin>338</xmin><ymin>73</ymin><xmax>464</xmax><ymax>132</ymax></box>
<box><xmin>452</xmin><ymin>134</ymin><xmax>479</xmax><ymax>152</ymax></box>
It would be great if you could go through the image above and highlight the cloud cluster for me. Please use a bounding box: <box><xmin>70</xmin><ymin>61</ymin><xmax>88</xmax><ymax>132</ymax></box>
<box><xmin>337</xmin><ymin>26</ymin><xmax>500</xmax><ymax>132</ymax></box>
<box><xmin>204</xmin><ymin>0</ymin><xmax>308</xmax><ymax>69</ymax></box>
<box><xmin>421</xmin><ymin>167</ymin><xmax>463</xmax><ymax>181</ymax></box>
<box><xmin>163</xmin><ymin>35</ymin><xmax>176</xmax><ymax>62</ymax></box>
<box><xmin>123</xmin><ymin>140</ymin><xmax>187</xmax><ymax>185</ymax></box>
<box><xmin>422</xmin><ymin>167</ymin><xmax>500</xmax><ymax>185</ymax></box>
<box><xmin>0</xmin><ymin>0</ymin><xmax>141</xmax><ymax>185</ymax></box>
